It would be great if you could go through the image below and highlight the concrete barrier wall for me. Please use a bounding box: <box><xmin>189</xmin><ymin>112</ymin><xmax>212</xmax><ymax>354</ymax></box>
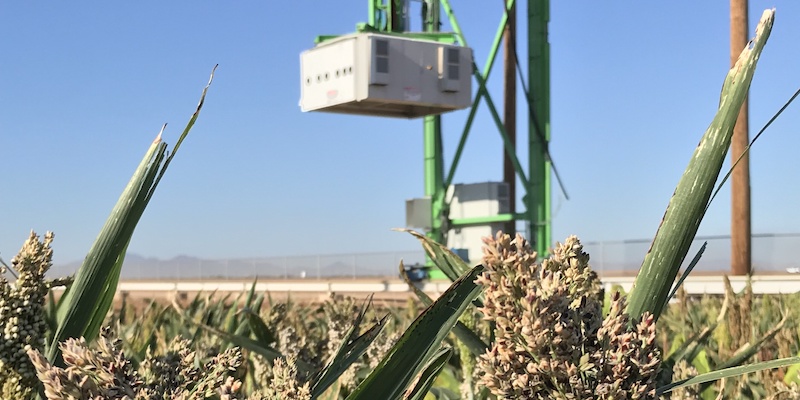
<box><xmin>46</xmin><ymin>275</ymin><xmax>800</xmax><ymax>299</ymax></box>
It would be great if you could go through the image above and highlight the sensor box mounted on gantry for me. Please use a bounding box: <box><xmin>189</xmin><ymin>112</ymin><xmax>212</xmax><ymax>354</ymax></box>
<box><xmin>299</xmin><ymin>32</ymin><xmax>473</xmax><ymax>119</ymax></box>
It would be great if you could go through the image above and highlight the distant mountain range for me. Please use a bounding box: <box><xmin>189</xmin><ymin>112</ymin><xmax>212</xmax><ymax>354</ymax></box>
<box><xmin>50</xmin><ymin>251</ymin><xmax>426</xmax><ymax>280</ymax></box>
<box><xmin>51</xmin><ymin>253</ymin><xmax>200</xmax><ymax>279</ymax></box>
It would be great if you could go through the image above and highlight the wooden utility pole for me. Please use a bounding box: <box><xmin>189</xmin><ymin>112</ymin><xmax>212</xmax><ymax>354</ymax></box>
<box><xmin>730</xmin><ymin>0</ymin><xmax>751</xmax><ymax>275</ymax></box>
<box><xmin>503</xmin><ymin>1</ymin><xmax>517</xmax><ymax>236</ymax></box>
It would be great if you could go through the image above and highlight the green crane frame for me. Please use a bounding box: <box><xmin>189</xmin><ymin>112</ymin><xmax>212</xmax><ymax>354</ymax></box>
<box><xmin>314</xmin><ymin>0</ymin><xmax>552</xmax><ymax>264</ymax></box>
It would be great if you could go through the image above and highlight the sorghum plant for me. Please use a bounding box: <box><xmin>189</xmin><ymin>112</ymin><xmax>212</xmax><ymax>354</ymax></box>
<box><xmin>27</xmin><ymin>327</ymin><xmax>245</xmax><ymax>400</ymax></box>
<box><xmin>0</xmin><ymin>231</ymin><xmax>67</xmax><ymax>398</ymax></box>
<box><xmin>476</xmin><ymin>232</ymin><xmax>661</xmax><ymax>399</ymax></box>
<box><xmin>249</xmin><ymin>356</ymin><xmax>312</xmax><ymax>400</ymax></box>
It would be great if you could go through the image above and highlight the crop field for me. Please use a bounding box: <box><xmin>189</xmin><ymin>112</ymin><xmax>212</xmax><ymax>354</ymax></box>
<box><xmin>5</xmin><ymin>230</ymin><xmax>800</xmax><ymax>399</ymax></box>
<box><xmin>103</xmin><ymin>280</ymin><xmax>800</xmax><ymax>398</ymax></box>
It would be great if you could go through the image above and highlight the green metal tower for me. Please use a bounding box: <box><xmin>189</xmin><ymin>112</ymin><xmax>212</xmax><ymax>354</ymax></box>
<box><xmin>309</xmin><ymin>0</ymin><xmax>552</xmax><ymax>262</ymax></box>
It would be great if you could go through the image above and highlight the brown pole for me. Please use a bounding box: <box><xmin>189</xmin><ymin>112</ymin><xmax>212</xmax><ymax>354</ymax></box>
<box><xmin>730</xmin><ymin>0</ymin><xmax>751</xmax><ymax>275</ymax></box>
<box><xmin>503</xmin><ymin>1</ymin><xmax>517</xmax><ymax>235</ymax></box>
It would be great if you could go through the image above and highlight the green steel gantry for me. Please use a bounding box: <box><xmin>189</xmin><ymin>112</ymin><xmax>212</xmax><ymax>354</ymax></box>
<box><xmin>316</xmin><ymin>0</ymin><xmax>552</xmax><ymax>258</ymax></box>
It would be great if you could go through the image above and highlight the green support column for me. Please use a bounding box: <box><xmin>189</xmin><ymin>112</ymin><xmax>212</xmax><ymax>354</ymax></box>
<box><xmin>424</xmin><ymin>115</ymin><xmax>444</xmax><ymax>241</ymax></box>
<box><xmin>528</xmin><ymin>0</ymin><xmax>551</xmax><ymax>256</ymax></box>
<box><xmin>368</xmin><ymin>0</ymin><xmax>377</xmax><ymax>27</ymax></box>
<box><xmin>424</xmin><ymin>0</ymin><xmax>447</xmax><ymax>278</ymax></box>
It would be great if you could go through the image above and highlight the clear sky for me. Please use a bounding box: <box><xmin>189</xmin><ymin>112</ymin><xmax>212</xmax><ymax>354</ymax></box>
<box><xmin>2</xmin><ymin>2</ymin><xmax>799</xmax><ymax>266</ymax></box>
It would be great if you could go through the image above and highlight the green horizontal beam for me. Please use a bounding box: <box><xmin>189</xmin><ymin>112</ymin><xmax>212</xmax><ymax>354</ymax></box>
<box><xmin>314</xmin><ymin>35</ymin><xmax>342</xmax><ymax>44</ymax></box>
<box><xmin>315</xmin><ymin>30</ymin><xmax>458</xmax><ymax>45</ymax></box>
<box><xmin>450</xmin><ymin>213</ymin><xmax>526</xmax><ymax>227</ymax></box>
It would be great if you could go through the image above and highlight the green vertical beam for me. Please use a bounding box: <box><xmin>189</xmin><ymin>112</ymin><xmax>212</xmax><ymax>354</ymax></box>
<box><xmin>389</xmin><ymin>0</ymin><xmax>406</xmax><ymax>32</ymax></box>
<box><xmin>423</xmin><ymin>0</ymin><xmax>440</xmax><ymax>32</ymax></box>
<box><xmin>528</xmin><ymin>0</ymin><xmax>551</xmax><ymax>255</ymax></box>
<box><xmin>424</xmin><ymin>0</ymin><xmax>446</xmax><ymax>262</ymax></box>
<box><xmin>369</xmin><ymin>0</ymin><xmax>377</xmax><ymax>27</ymax></box>
<box><xmin>424</xmin><ymin>115</ymin><xmax>444</xmax><ymax>233</ymax></box>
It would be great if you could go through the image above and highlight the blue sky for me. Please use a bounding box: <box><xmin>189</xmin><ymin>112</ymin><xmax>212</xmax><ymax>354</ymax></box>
<box><xmin>2</xmin><ymin>2</ymin><xmax>799</xmax><ymax>266</ymax></box>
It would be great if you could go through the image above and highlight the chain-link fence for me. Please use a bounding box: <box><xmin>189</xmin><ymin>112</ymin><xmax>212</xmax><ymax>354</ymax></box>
<box><xmin>583</xmin><ymin>233</ymin><xmax>800</xmax><ymax>276</ymax></box>
<box><xmin>44</xmin><ymin>233</ymin><xmax>800</xmax><ymax>280</ymax></box>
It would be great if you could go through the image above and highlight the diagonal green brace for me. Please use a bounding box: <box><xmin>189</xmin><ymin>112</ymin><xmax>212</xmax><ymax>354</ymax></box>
<box><xmin>440</xmin><ymin>0</ymin><xmax>525</xmax><ymax>191</ymax></box>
